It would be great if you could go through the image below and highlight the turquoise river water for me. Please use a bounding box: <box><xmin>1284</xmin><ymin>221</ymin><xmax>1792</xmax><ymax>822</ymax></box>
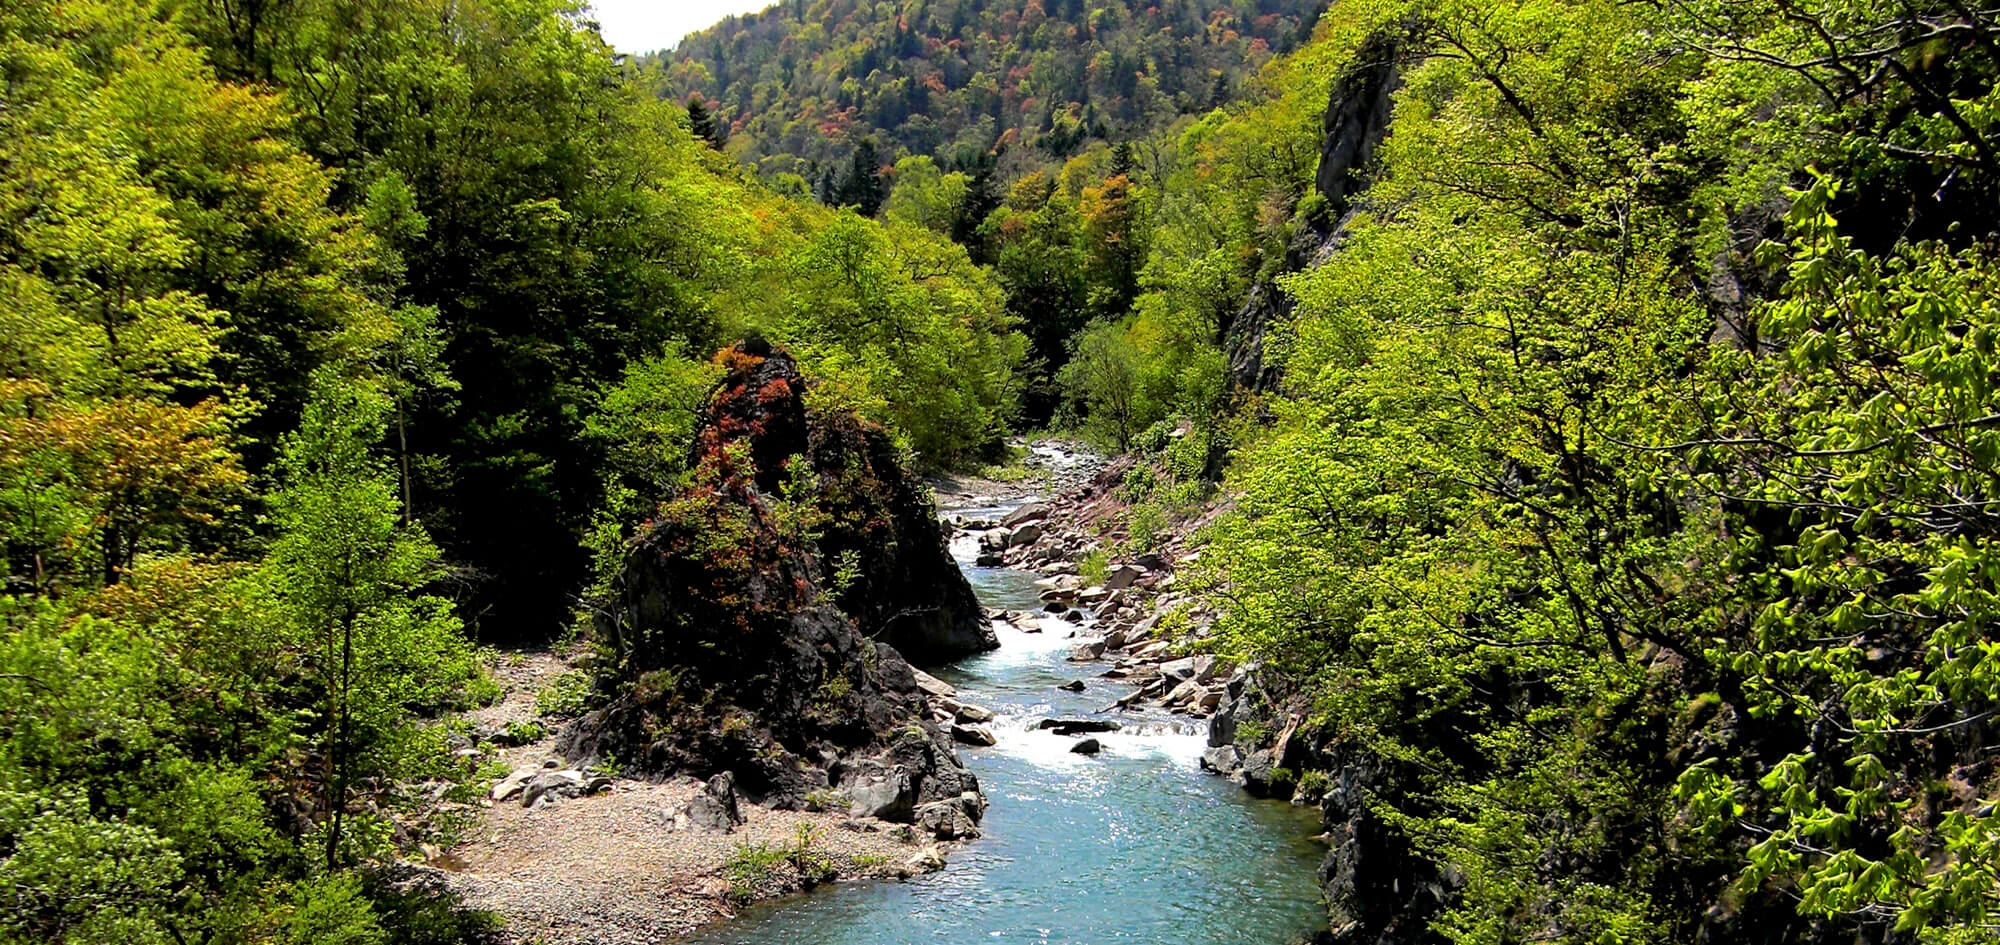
<box><xmin>685</xmin><ymin>500</ymin><xmax>1329</xmax><ymax>945</ymax></box>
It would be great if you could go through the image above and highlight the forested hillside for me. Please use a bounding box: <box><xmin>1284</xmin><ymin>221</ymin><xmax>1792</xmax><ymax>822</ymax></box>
<box><xmin>0</xmin><ymin>0</ymin><xmax>1021</xmax><ymax>936</ymax></box>
<box><xmin>1056</xmin><ymin>0</ymin><xmax>2000</xmax><ymax>942</ymax></box>
<box><xmin>641</xmin><ymin>0</ymin><xmax>1325</xmax><ymax>189</ymax></box>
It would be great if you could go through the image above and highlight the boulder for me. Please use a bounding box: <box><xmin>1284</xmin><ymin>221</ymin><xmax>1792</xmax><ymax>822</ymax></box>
<box><xmin>1162</xmin><ymin>656</ymin><xmax>1212</xmax><ymax>682</ymax></box>
<box><xmin>521</xmin><ymin>770</ymin><xmax>589</xmax><ymax>808</ymax></box>
<box><xmin>1238</xmin><ymin>749</ymin><xmax>1279</xmax><ymax>796</ymax></box>
<box><xmin>950</xmin><ymin>724</ymin><xmax>997</xmax><ymax>747</ymax></box>
<box><xmin>1001</xmin><ymin>503</ymin><xmax>1049</xmax><ymax>528</ymax></box>
<box><xmin>1103</xmin><ymin>565</ymin><xmax>1144</xmax><ymax>590</ymax></box>
<box><xmin>847</xmin><ymin>771</ymin><xmax>914</xmax><ymax>821</ymax></box>
<box><xmin>912</xmin><ymin>668</ymin><xmax>957</xmax><ymax>699</ymax></box>
<box><xmin>1007</xmin><ymin>523</ymin><xmax>1044</xmax><ymax>547</ymax></box>
<box><xmin>953</xmin><ymin>702</ymin><xmax>995</xmax><ymax>724</ymax></box>
<box><xmin>683</xmin><ymin>772</ymin><xmax>745</xmax><ymax>833</ymax></box>
<box><xmin>1058</xmin><ymin>679</ymin><xmax>1086</xmax><ymax>692</ymax></box>
<box><xmin>1070</xmin><ymin>738</ymin><xmax>1102</xmax><ymax>755</ymax></box>
<box><xmin>1066</xmin><ymin>640</ymin><xmax>1106</xmax><ymax>662</ymax></box>
<box><xmin>915</xmin><ymin>797</ymin><xmax>982</xmax><ymax>839</ymax></box>
<box><xmin>1165</xmin><ymin>679</ymin><xmax>1205</xmax><ymax>707</ymax></box>
<box><xmin>903</xmin><ymin>847</ymin><xmax>947</xmax><ymax>874</ymax></box>
<box><xmin>1209</xmin><ymin>696</ymin><xmax>1242</xmax><ymax>748</ymax></box>
<box><xmin>1201</xmin><ymin>745</ymin><xmax>1244</xmax><ymax>774</ymax></box>
<box><xmin>490</xmin><ymin>766</ymin><xmax>539</xmax><ymax>802</ymax></box>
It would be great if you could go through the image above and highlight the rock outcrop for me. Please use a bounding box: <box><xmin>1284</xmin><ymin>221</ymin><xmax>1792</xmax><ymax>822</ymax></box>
<box><xmin>560</xmin><ymin>341</ymin><xmax>986</xmax><ymax>834</ymax></box>
<box><xmin>1224</xmin><ymin>21</ymin><xmax>1412</xmax><ymax>393</ymax></box>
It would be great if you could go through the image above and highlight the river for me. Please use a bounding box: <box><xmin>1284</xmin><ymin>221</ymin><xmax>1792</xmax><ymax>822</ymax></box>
<box><xmin>686</xmin><ymin>498</ymin><xmax>1329</xmax><ymax>945</ymax></box>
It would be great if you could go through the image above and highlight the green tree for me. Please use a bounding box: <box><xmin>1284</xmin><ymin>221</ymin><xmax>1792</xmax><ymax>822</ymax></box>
<box><xmin>263</xmin><ymin>370</ymin><xmax>472</xmax><ymax>869</ymax></box>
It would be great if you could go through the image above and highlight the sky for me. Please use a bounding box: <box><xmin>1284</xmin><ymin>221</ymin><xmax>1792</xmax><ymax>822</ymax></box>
<box><xmin>588</xmin><ymin>0</ymin><xmax>773</xmax><ymax>53</ymax></box>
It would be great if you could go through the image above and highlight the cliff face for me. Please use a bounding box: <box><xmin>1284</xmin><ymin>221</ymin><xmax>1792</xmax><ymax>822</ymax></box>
<box><xmin>1224</xmin><ymin>23</ymin><xmax>1408</xmax><ymax>392</ymax></box>
<box><xmin>1205</xmin><ymin>676</ymin><xmax>1452</xmax><ymax>945</ymax></box>
<box><xmin>561</xmin><ymin>342</ymin><xmax>989</xmax><ymax>824</ymax></box>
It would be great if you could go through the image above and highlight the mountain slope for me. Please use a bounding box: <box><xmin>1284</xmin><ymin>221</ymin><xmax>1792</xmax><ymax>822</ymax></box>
<box><xmin>638</xmin><ymin>0</ymin><xmax>1327</xmax><ymax>182</ymax></box>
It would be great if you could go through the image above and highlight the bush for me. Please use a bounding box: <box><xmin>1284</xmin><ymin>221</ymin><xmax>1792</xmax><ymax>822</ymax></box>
<box><xmin>1295</xmin><ymin>770</ymin><xmax>1332</xmax><ymax>804</ymax></box>
<box><xmin>534</xmin><ymin>671</ymin><xmax>591</xmax><ymax>719</ymax></box>
<box><xmin>497</xmin><ymin>721</ymin><xmax>545</xmax><ymax>747</ymax></box>
<box><xmin>1079</xmin><ymin>549</ymin><xmax>1111</xmax><ymax>586</ymax></box>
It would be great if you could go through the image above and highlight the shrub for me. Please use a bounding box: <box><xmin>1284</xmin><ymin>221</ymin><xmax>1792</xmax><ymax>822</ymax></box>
<box><xmin>1079</xmin><ymin>549</ymin><xmax>1111</xmax><ymax>586</ymax></box>
<box><xmin>534</xmin><ymin>671</ymin><xmax>591</xmax><ymax>719</ymax></box>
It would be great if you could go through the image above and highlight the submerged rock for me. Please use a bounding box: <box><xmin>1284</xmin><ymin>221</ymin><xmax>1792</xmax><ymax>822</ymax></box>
<box><xmin>1037</xmin><ymin>718</ymin><xmax>1121</xmax><ymax>736</ymax></box>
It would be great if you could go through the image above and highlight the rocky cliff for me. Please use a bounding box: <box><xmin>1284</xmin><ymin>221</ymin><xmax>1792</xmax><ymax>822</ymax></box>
<box><xmin>560</xmin><ymin>341</ymin><xmax>988</xmax><ymax>835</ymax></box>
<box><xmin>1224</xmin><ymin>22</ymin><xmax>1410</xmax><ymax>392</ymax></box>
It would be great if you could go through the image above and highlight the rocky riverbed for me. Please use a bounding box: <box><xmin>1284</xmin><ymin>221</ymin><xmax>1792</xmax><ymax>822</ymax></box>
<box><xmin>429</xmin><ymin>649</ymin><xmax>960</xmax><ymax>945</ymax></box>
<box><xmin>424</xmin><ymin>435</ymin><xmax>1331</xmax><ymax>945</ymax></box>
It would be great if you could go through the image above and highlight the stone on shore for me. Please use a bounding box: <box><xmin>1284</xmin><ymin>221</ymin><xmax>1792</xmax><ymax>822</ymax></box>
<box><xmin>951</xmin><ymin>723</ymin><xmax>997</xmax><ymax>747</ymax></box>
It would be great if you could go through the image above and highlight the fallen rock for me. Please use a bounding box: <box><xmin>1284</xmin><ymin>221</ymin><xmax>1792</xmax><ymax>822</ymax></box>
<box><xmin>953</xmin><ymin>703</ymin><xmax>995</xmax><ymax>724</ymax></box>
<box><xmin>847</xmin><ymin>771</ymin><xmax>913</xmax><ymax>821</ymax></box>
<box><xmin>1066</xmin><ymin>640</ymin><xmax>1106</xmax><ymax>661</ymax></box>
<box><xmin>683</xmin><ymin>772</ymin><xmax>745</xmax><ymax>833</ymax></box>
<box><xmin>1058</xmin><ymin>679</ymin><xmax>1087</xmax><ymax>692</ymax></box>
<box><xmin>915</xmin><ymin>797</ymin><xmax>981</xmax><ymax>839</ymax></box>
<box><xmin>1070</xmin><ymin>738</ymin><xmax>1102</xmax><ymax>755</ymax></box>
<box><xmin>521</xmin><ymin>769</ymin><xmax>589</xmax><ymax>808</ymax></box>
<box><xmin>903</xmin><ymin>847</ymin><xmax>947</xmax><ymax>875</ymax></box>
<box><xmin>1201</xmin><ymin>745</ymin><xmax>1244</xmax><ymax>773</ymax></box>
<box><xmin>1001</xmin><ymin>503</ymin><xmax>1049</xmax><ymax>528</ymax></box>
<box><xmin>491</xmin><ymin>766</ymin><xmax>539</xmax><ymax>802</ymax></box>
<box><xmin>1104</xmin><ymin>565</ymin><xmax>1144</xmax><ymax>590</ymax></box>
<box><xmin>1007</xmin><ymin>523</ymin><xmax>1044</xmax><ymax>547</ymax></box>
<box><xmin>912</xmin><ymin>669</ymin><xmax>957</xmax><ymax>699</ymax></box>
<box><xmin>950</xmin><ymin>723</ymin><xmax>997</xmax><ymax>747</ymax></box>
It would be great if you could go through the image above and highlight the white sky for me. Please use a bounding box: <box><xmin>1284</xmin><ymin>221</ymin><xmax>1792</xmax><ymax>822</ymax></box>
<box><xmin>587</xmin><ymin>0</ymin><xmax>774</xmax><ymax>53</ymax></box>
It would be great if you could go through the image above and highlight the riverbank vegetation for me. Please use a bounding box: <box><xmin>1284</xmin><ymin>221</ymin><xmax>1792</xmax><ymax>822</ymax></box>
<box><xmin>1182</xmin><ymin>2</ymin><xmax>2000</xmax><ymax>943</ymax></box>
<box><xmin>0</xmin><ymin>0</ymin><xmax>1021</xmax><ymax>937</ymax></box>
<box><xmin>10</xmin><ymin>0</ymin><xmax>2000</xmax><ymax>941</ymax></box>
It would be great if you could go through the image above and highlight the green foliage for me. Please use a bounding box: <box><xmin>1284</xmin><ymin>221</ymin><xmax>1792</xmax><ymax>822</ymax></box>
<box><xmin>720</xmin><ymin>827</ymin><xmax>836</xmax><ymax>905</ymax></box>
<box><xmin>1197</xmin><ymin>1</ymin><xmax>2000</xmax><ymax>942</ymax></box>
<box><xmin>1079</xmin><ymin>549</ymin><xmax>1111</xmax><ymax>587</ymax></box>
<box><xmin>1295</xmin><ymin>770</ymin><xmax>1332</xmax><ymax>804</ymax></box>
<box><xmin>774</xmin><ymin>212</ymin><xmax>1026</xmax><ymax>467</ymax></box>
<box><xmin>535</xmin><ymin>670</ymin><xmax>593</xmax><ymax>720</ymax></box>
